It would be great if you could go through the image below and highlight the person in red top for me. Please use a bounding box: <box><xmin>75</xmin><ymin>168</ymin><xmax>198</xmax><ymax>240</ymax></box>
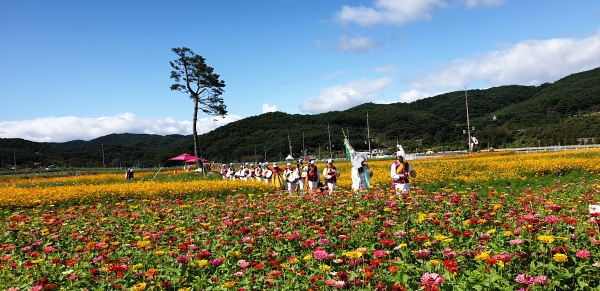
<box><xmin>390</xmin><ymin>152</ymin><xmax>414</xmax><ymax>193</ymax></box>
<box><xmin>267</xmin><ymin>162</ymin><xmax>285</xmax><ymax>190</ymax></box>
<box><xmin>306</xmin><ymin>160</ymin><xmax>320</xmax><ymax>193</ymax></box>
<box><xmin>323</xmin><ymin>159</ymin><xmax>338</xmax><ymax>193</ymax></box>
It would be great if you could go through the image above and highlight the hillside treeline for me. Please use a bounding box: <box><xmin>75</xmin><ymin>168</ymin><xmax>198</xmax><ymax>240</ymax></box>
<box><xmin>2</xmin><ymin>67</ymin><xmax>600</xmax><ymax>168</ymax></box>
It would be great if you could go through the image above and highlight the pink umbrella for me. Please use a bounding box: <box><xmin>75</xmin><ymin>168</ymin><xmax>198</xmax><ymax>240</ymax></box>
<box><xmin>168</xmin><ymin>153</ymin><xmax>201</xmax><ymax>163</ymax></box>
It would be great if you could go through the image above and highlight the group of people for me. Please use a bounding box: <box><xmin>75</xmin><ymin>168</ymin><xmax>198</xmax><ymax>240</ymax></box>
<box><xmin>219</xmin><ymin>147</ymin><xmax>415</xmax><ymax>194</ymax></box>
<box><xmin>220</xmin><ymin>159</ymin><xmax>342</xmax><ymax>194</ymax></box>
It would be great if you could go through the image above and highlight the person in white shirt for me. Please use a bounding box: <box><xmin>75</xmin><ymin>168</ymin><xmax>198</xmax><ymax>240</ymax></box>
<box><xmin>296</xmin><ymin>159</ymin><xmax>308</xmax><ymax>194</ymax></box>
<box><xmin>390</xmin><ymin>152</ymin><xmax>414</xmax><ymax>193</ymax></box>
<box><xmin>322</xmin><ymin>159</ymin><xmax>338</xmax><ymax>193</ymax></box>
<box><xmin>283</xmin><ymin>163</ymin><xmax>297</xmax><ymax>195</ymax></box>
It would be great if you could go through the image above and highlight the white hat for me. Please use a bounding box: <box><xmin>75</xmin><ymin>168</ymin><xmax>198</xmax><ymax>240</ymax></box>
<box><xmin>327</xmin><ymin>159</ymin><xmax>333</xmax><ymax>164</ymax></box>
<box><xmin>298</xmin><ymin>159</ymin><xmax>303</xmax><ymax>163</ymax></box>
<box><xmin>250</xmin><ymin>163</ymin><xmax>254</xmax><ymax>166</ymax></box>
<box><xmin>396</xmin><ymin>151</ymin><xmax>404</xmax><ymax>157</ymax></box>
<box><xmin>309</xmin><ymin>160</ymin><xmax>315</xmax><ymax>164</ymax></box>
<box><xmin>286</xmin><ymin>163</ymin><xmax>291</xmax><ymax>166</ymax></box>
<box><xmin>245</xmin><ymin>162</ymin><xmax>249</xmax><ymax>165</ymax></box>
<box><xmin>273</xmin><ymin>162</ymin><xmax>277</xmax><ymax>166</ymax></box>
<box><xmin>230</xmin><ymin>163</ymin><xmax>233</xmax><ymax>166</ymax></box>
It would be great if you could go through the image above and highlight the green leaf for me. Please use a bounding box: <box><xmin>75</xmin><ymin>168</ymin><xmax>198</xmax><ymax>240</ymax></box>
<box><xmin>472</xmin><ymin>284</ymin><xmax>482</xmax><ymax>291</ymax></box>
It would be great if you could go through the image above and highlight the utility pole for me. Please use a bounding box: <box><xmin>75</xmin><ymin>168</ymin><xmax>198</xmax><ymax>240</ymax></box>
<box><xmin>302</xmin><ymin>132</ymin><xmax>305</xmax><ymax>156</ymax></box>
<box><xmin>288</xmin><ymin>134</ymin><xmax>293</xmax><ymax>156</ymax></box>
<box><xmin>465</xmin><ymin>88</ymin><xmax>472</xmax><ymax>154</ymax></box>
<box><xmin>13</xmin><ymin>148</ymin><xmax>16</xmax><ymax>170</ymax></box>
<box><xmin>328</xmin><ymin>123</ymin><xmax>333</xmax><ymax>159</ymax></box>
<box><xmin>102</xmin><ymin>144</ymin><xmax>105</xmax><ymax>167</ymax></box>
<box><xmin>366</xmin><ymin>112</ymin><xmax>372</xmax><ymax>155</ymax></box>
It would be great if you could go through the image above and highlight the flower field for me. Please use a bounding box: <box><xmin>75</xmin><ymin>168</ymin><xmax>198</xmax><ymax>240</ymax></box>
<box><xmin>1</xmin><ymin>150</ymin><xmax>600</xmax><ymax>290</ymax></box>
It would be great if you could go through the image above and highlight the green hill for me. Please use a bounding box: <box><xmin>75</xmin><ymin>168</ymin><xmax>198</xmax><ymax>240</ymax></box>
<box><xmin>2</xmin><ymin>67</ymin><xmax>600</xmax><ymax>168</ymax></box>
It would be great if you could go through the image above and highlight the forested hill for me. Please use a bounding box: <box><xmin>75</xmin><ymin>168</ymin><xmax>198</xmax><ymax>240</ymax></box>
<box><xmin>2</xmin><ymin>67</ymin><xmax>600</xmax><ymax>168</ymax></box>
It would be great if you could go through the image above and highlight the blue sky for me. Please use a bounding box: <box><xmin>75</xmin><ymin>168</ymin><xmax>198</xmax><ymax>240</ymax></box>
<box><xmin>1</xmin><ymin>0</ymin><xmax>599</xmax><ymax>142</ymax></box>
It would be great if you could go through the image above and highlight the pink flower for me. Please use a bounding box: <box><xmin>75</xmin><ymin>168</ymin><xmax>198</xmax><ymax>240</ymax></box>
<box><xmin>175</xmin><ymin>255</ymin><xmax>190</xmax><ymax>264</ymax></box>
<box><xmin>30</xmin><ymin>286</ymin><xmax>43</xmax><ymax>291</ymax></box>
<box><xmin>576</xmin><ymin>249</ymin><xmax>590</xmax><ymax>260</ymax></box>
<box><xmin>237</xmin><ymin>260</ymin><xmax>250</xmax><ymax>269</ymax></box>
<box><xmin>43</xmin><ymin>246</ymin><xmax>55</xmax><ymax>253</ymax></box>
<box><xmin>509</xmin><ymin>239</ymin><xmax>524</xmax><ymax>245</ymax></box>
<box><xmin>313</xmin><ymin>249</ymin><xmax>329</xmax><ymax>260</ymax></box>
<box><xmin>533</xmin><ymin>275</ymin><xmax>548</xmax><ymax>286</ymax></box>
<box><xmin>545</xmin><ymin>215</ymin><xmax>560</xmax><ymax>224</ymax></box>
<box><xmin>383</xmin><ymin>220</ymin><xmax>396</xmax><ymax>228</ymax></box>
<box><xmin>325</xmin><ymin>279</ymin><xmax>345</xmax><ymax>289</ymax></box>
<box><xmin>420</xmin><ymin>273</ymin><xmax>445</xmax><ymax>286</ymax></box>
<box><xmin>515</xmin><ymin>274</ymin><xmax>534</xmax><ymax>286</ymax></box>
<box><xmin>414</xmin><ymin>249</ymin><xmax>431</xmax><ymax>259</ymax></box>
<box><xmin>373</xmin><ymin>250</ymin><xmax>388</xmax><ymax>258</ymax></box>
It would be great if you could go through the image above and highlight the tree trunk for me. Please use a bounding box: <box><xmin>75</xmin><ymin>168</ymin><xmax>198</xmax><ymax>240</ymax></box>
<box><xmin>192</xmin><ymin>98</ymin><xmax>205</xmax><ymax>174</ymax></box>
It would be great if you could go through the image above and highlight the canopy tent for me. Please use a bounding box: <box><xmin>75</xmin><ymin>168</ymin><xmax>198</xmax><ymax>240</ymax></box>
<box><xmin>285</xmin><ymin>154</ymin><xmax>294</xmax><ymax>161</ymax></box>
<box><xmin>168</xmin><ymin>153</ymin><xmax>209</xmax><ymax>164</ymax></box>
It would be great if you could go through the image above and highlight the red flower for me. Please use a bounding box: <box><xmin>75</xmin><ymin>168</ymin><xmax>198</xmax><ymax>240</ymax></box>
<box><xmin>443</xmin><ymin>260</ymin><xmax>459</xmax><ymax>274</ymax></box>
<box><xmin>391</xmin><ymin>284</ymin><xmax>407</xmax><ymax>291</ymax></box>
<box><xmin>462</xmin><ymin>231</ymin><xmax>473</xmax><ymax>236</ymax></box>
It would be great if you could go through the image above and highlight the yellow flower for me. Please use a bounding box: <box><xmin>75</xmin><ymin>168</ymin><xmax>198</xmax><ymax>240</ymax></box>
<box><xmin>398</xmin><ymin>243</ymin><xmax>407</xmax><ymax>249</ymax></box>
<box><xmin>223</xmin><ymin>280</ymin><xmax>236</xmax><ymax>288</ymax></box>
<box><xmin>344</xmin><ymin>251</ymin><xmax>363</xmax><ymax>259</ymax></box>
<box><xmin>443</xmin><ymin>238</ymin><xmax>453</xmax><ymax>243</ymax></box>
<box><xmin>553</xmin><ymin>253</ymin><xmax>568</xmax><ymax>263</ymax></box>
<box><xmin>280</xmin><ymin>263</ymin><xmax>290</xmax><ymax>269</ymax></box>
<box><xmin>230</xmin><ymin>251</ymin><xmax>242</xmax><ymax>259</ymax></box>
<box><xmin>423</xmin><ymin>241</ymin><xmax>432</xmax><ymax>247</ymax></box>
<box><xmin>132</xmin><ymin>282</ymin><xmax>147</xmax><ymax>291</ymax></box>
<box><xmin>154</xmin><ymin>251</ymin><xmax>165</xmax><ymax>256</ymax></box>
<box><xmin>475</xmin><ymin>251</ymin><xmax>491</xmax><ymax>262</ymax></box>
<box><xmin>303</xmin><ymin>254</ymin><xmax>312</xmax><ymax>261</ymax></box>
<box><xmin>319</xmin><ymin>264</ymin><xmax>331</xmax><ymax>271</ymax></box>
<box><xmin>504</xmin><ymin>231</ymin><xmax>514</xmax><ymax>236</ymax></box>
<box><xmin>198</xmin><ymin>260</ymin><xmax>208</xmax><ymax>267</ymax></box>
<box><xmin>537</xmin><ymin>235</ymin><xmax>555</xmax><ymax>244</ymax></box>
<box><xmin>429</xmin><ymin>259</ymin><xmax>440</xmax><ymax>267</ymax></box>
<box><xmin>496</xmin><ymin>260</ymin><xmax>505</xmax><ymax>268</ymax></box>
<box><xmin>486</xmin><ymin>229</ymin><xmax>496</xmax><ymax>234</ymax></box>
<box><xmin>287</xmin><ymin>257</ymin><xmax>299</xmax><ymax>264</ymax></box>
<box><xmin>433</xmin><ymin>234</ymin><xmax>446</xmax><ymax>241</ymax></box>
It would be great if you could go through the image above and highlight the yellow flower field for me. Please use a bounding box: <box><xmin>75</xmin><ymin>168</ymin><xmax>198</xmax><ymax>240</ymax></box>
<box><xmin>1</xmin><ymin>149</ymin><xmax>600</xmax><ymax>208</ymax></box>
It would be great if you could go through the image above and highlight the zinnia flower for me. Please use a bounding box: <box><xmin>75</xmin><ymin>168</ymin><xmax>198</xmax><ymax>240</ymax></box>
<box><xmin>515</xmin><ymin>273</ymin><xmax>534</xmax><ymax>285</ymax></box>
<box><xmin>420</xmin><ymin>272</ymin><xmax>445</xmax><ymax>286</ymax></box>
<box><xmin>576</xmin><ymin>249</ymin><xmax>590</xmax><ymax>260</ymax></box>
<box><xmin>553</xmin><ymin>253</ymin><xmax>568</xmax><ymax>263</ymax></box>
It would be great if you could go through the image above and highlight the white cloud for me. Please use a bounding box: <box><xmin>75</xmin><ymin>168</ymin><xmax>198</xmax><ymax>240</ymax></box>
<box><xmin>373</xmin><ymin>63</ymin><xmax>400</xmax><ymax>72</ymax></box>
<box><xmin>334</xmin><ymin>0</ymin><xmax>447</xmax><ymax>26</ymax></box>
<box><xmin>401</xmin><ymin>29</ymin><xmax>600</xmax><ymax>98</ymax></box>
<box><xmin>397</xmin><ymin>90</ymin><xmax>434</xmax><ymax>103</ymax></box>
<box><xmin>460</xmin><ymin>0</ymin><xmax>505</xmax><ymax>8</ymax></box>
<box><xmin>300</xmin><ymin>77</ymin><xmax>393</xmax><ymax>114</ymax></box>
<box><xmin>262</xmin><ymin>103</ymin><xmax>278</xmax><ymax>113</ymax></box>
<box><xmin>335</xmin><ymin>35</ymin><xmax>382</xmax><ymax>53</ymax></box>
<box><xmin>0</xmin><ymin>113</ymin><xmax>242</xmax><ymax>143</ymax></box>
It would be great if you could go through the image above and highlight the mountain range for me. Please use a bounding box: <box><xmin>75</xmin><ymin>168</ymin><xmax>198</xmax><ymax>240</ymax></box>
<box><xmin>2</xmin><ymin>67</ymin><xmax>600</xmax><ymax>169</ymax></box>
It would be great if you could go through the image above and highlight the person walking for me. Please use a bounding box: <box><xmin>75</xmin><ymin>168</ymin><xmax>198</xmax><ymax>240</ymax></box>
<box><xmin>390</xmin><ymin>151</ymin><xmax>414</xmax><ymax>193</ymax></box>
<box><xmin>323</xmin><ymin>159</ymin><xmax>338</xmax><ymax>193</ymax></box>
<box><xmin>351</xmin><ymin>157</ymin><xmax>373</xmax><ymax>192</ymax></box>
<box><xmin>254</xmin><ymin>163</ymin><xmax>263</xmax><ymax>182</ymax></box>
<box><xmin>284</xmin><ymin>163</ymin><xmax>297</xmax><ymax>195</ymax></box>
<box><xmin>296</xmin><ymin>159</ymin><xmax>307</xmax><ymax>194</ymax></box>
<box><xmin>267</xmin><ymin>162</ymin><xmax>285</xmax><ymax>190</ymax></box>
<box><xmin>306</xmin><ymin>160</ymin><xmax>320</xmax><ymax>193</ymax></box>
